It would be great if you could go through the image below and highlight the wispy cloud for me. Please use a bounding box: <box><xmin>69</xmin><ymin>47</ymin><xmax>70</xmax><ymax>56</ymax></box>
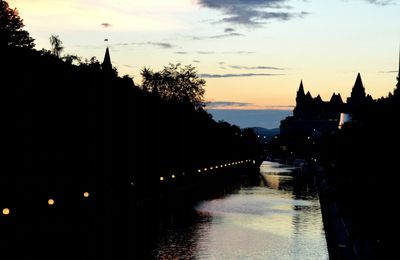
<box><xmin>222</xmin><ymin>51</ymin><xmax>255</xmax><ymax>54</ymax></box>
<box><xmin>192</xmin><ymin>32</ymin><xmax>244</xmax><ymax>40</ymax></box>
<box><xmin>342</xmin><ymin>0</ymin><xmax>395</xmax><ymax>5</ymax></box>
<box><xmin>224</xmin><ymin>27</ymin><xmax>235</xmax><ymax>33</ymax></box>
<box><xmin>200</xmin><ymin>73</ymin><xmax>284</xmax><ymax>78</ymax></box>
<box><xmin>173</xmin><ymin>51</ymin><xmax>255</xmax><ymax>55</ymax></box>
<box><xmin>100</xmin><ymin>22</ymin><xmax>111</xmax><ymax>28</ymax></box>
<box><xmin>207</xmin><ymin>101</ymin><xmax>254</xmax><ymax>108</ymax></box>
<box><xmin>210</xmin><ymin>32</ymin><xmax>244</xmax><ymax>39</ymax></box>
<box><xmin>197</xmin><ymin>0</ymin><xmax>309</xmax><ymax>26</ymax></box>
<box><xmin>378</xmin><ymin>70</ymin><xmax>398</xmax><ymax>73</ymax></box>
<box><xmin>363</xmin><ymin>0</ymin><xmax>394</xmax><ymax>5</ymax></box>
<box><xmin>197</xmin><ymin>51</ymin><xmax>215</xmax><ymax>54</ymax></box>
<box><xmin>147</xmin><ymin>41</ymin><xmax>174</xmax><ymax>49</ymax></box>
<box><xmin>110</xmin><ymin>41</ymin><xmax>175</xmax><ymax>49</ymax></box>
<box><xmin>192</xmin><ymin>60</ymin><xmax>200</xmax><ymax>63</ymax></box>
<box><xmin>206</xmin><ymin>101</ymin><xmax>294</xmax><ymax>110</ymax></box>
<box><xmin>229</xmin><ymin>65</ymin><xmax>285</xmax><ymax>70</ymax></box>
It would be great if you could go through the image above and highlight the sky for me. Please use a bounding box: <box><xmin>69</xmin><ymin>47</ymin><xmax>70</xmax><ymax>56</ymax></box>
<box><xmin>208</xmin><ymin>109</ymin><xmax>292</xmax><ymax>129</ymax></box>
<box><xmin>8</xmin><ymin>0</ymin><xmax>399</xmax><ymax>117</ymax></box>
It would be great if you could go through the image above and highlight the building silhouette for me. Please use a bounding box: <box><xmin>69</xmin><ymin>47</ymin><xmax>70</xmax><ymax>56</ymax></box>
<box><xmin>102</xmin><ymin>47</ymin><xmax>112</xmax><ymax>72</ymax></box>
<box><xmin>281</xmin><ymin>46</ymin><xmax>400</xmax><ymax>136</ymax></box>
<box><xmin>281</xmin><ymin>73</ymin><xmax>371</xmax><ymax>136</ymax></box>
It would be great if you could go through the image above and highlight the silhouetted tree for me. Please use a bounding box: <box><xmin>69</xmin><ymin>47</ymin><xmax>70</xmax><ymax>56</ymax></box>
<box><xmin>49</xmin><ymin>34</ymin><xmax>64</xmax><ymax>57</ymax></box>
<box><xmin>141</xmin><ymin>63</ymin><xmax>206</xmax><ymax>109</ymax></box>
<box><xmin>62</xmin><ymin>54</ymin><xmax>81</xmax><ymax>65</ymax></box>
<box><xmin>0</xmin><ymin>0</ymin><xmax>34</xmax><ymax>48</ymax></box>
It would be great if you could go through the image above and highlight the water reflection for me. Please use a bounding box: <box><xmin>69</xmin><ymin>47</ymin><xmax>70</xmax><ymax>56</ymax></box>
<box><xmin>153</xmin><ymin>161</ymin><xmax>328</xmax><ymax>259</ymax></box>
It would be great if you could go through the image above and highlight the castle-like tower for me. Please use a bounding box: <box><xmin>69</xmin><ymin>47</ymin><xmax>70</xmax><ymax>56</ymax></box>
<box><xmin>347</xmin><ymin>73</ymin><xmax>367</xmax><ymax>112</ymax></box>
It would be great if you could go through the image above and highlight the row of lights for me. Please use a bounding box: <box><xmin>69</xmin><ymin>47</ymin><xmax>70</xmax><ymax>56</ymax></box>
<box><xmin>159</xmin><ymin>159</ymin><xmax>254</xmax><ymax>182</ymax></box>
<box><xmin>3</xmin><ymin>160</ymin><xmax>258</xmax><ymax>216</ymax></box>
<box><xmin>2</xmin><ymin>191</ymin><xmax>90</xmax><ymax>217</ymax></box>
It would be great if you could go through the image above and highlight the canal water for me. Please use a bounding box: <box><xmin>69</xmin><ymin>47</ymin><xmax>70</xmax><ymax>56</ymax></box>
<box><xmin>152</xmin><ymin>161</ymin><xmax>328</xmax><ymax>259</ymax></box>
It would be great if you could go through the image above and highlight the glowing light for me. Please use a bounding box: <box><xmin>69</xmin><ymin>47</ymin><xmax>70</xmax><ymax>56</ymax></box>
<box><xmin>198</xmin><ymin>169</ymin><xmax>201</xmax><ymax>173</ymax></box>
<box><xmin>210</xmin><ymin>167</ymin><xmax>213</xmax><ymax>170</ymax></box>
<box><xmin>83</xmin><ymin>192</ymin><xmax>90</xmax><ymax>198</ymax></box>
<box><xmin>48</xmin><ymin>199</ymin><xmax>55</xmax><ymax>206</ymax></box>
<box><xmin>160</xmin><ymin>177</ymin><xmax>164</xmax><ymax>181</ymax></box>
<box><xmin>171</xmin><ymin>174</ymin><xmax>176</xmax><ymax>179</ymax></box>
<box><xmin>2</xmin><ymin>208</ymin><xmax>10</xmax><ymax>216</ymax></box>
<box><xmin>204</xmin><ymin>168</ymin><xmax>208</xmax><ymax>171</ymax></box>
<box><xmin>215</xmin><ymin>166</ymin><xmax>219</xmax><ymax>169</ymax></box>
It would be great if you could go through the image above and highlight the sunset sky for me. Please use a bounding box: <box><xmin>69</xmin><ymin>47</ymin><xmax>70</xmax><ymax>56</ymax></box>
<box><xmin>9</xmin><ymin>0</ymin><xmax>399</xmax><ymax>111</ymax></box>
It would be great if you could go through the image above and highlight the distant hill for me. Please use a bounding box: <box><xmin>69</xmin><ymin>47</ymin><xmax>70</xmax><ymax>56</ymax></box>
<box><xmin>207</xmin><ymin>109</ymin><xmax>292</xmax><ymax>129</ymax></box>
<box><xmin>248</xmin><ymin>127</ymin><xmax>279</xmax><ymax>141</ymax></box>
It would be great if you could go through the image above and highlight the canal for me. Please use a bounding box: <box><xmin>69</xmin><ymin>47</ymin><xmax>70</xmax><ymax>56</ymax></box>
<box><xmin>152</xmin><ymin>161</ymin><xmax>329</xmax><ymax>259</ymax></box>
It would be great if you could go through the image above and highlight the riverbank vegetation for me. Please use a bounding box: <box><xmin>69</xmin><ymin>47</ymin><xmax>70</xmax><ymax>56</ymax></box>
<box><xmin>1</xmin><ymin>1</ymin><xmax>263</xmax><ymax>257</ymax></box>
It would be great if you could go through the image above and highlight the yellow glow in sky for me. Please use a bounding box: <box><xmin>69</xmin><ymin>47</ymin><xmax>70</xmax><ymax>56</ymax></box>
<box><xmin>8</xmin><ymin>0</ymin><xmax>400</xmax><ymax>109</ymax></box>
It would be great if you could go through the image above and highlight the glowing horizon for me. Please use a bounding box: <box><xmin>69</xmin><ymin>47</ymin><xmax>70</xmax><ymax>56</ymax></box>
<box><xmin>9</xmin><ymin>0</ymin><xmax>399</xmax><ymax>109</ymax></box>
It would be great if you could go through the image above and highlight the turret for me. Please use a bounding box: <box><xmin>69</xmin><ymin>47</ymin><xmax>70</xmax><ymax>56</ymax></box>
<box><xmin>295</xmin><ymin>80</ymin><xmax>305</xmax><ymax>103</ymax></box>
<box><xmin>305</xmin><ymin>91</ymin><xmax>313</xmax><ymax>101</ymax></box>
<box><xmin>347</xmin><ymin>73</ymin><xmax>367</xmax><ymax>113</ymax></box>
<box><xmin>294</xmin><ymin>80</ymin><xmax>306</xmax><ymax>117</ymax></box>
<box><xmin>330</xmin><ymin>93</ymin><xmax>343</xmax><ymax>105</ymax></box>
<box><xmin>315</xmin><ymin>94</ymin><xmax>323</xmax><ymax>104</ymax></box>
<box><xmin>351</xmin><ymin>73</ymin><xmax>366</xmax><ymax>100</ymax></box>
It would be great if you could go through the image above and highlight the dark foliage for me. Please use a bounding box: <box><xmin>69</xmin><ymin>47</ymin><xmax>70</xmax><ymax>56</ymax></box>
<box><xmin>141</xmin><ymin>63</ymin><xmax>206</xmax><ymax>109</ymax></box>
<box><xmin>0</xmin><ymin>3</ymin><xmax>262</xmax><ymax>257</ymax></box>
<box><xmin>0</xmin><ymin>0</ymin><xmax>34</xmax><ymax>48</ymax></box>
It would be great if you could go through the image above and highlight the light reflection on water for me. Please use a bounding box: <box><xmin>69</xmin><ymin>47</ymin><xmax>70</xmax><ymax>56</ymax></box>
<box><xmin>154</xmin><ymin>161</ymin><xmax>328</xmax><ymax>259</ymax></box>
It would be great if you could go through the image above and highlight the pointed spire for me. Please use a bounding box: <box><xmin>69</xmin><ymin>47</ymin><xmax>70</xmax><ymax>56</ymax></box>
<box><xmin>355</xmin><ymin>73</ymin><xmax>363</xmax><ymax>88</ymax></box>
<box><xmin>296</xmin><ymin>80</ymin><xmax>306</xmax><ymax>104</ymax></box>
<box><xmin>351</xmin><ymin>73</ymin><xmax>366</xmax><ymax>97</ymax></box>
<box><xmin>299</xmin><ymin>80</ymin><xmax>304</xmax><ymax>94</ymax></box>
<box><xmin>102</xmin><ymin>47</ymin><xmax>112</xmax><ymax>71</ymax></box>
<box><xmin>294</xmin><ymin>80</ymin><xmax>306</xmax><ymax>117</ymax></box>
<box><xmin>348</xmin><ymin>73</ymin><xmax>366</xmax><ymax>111</ymax></box>
<box><xmin>315</xmin><ymin>94</ymin><xmax>323</xmax><ymax>103</ymax></box>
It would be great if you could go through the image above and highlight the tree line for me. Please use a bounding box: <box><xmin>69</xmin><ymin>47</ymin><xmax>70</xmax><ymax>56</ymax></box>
<box><xmin>1</xmin><ymin>0</ymin><xmax>262</xmax><ymax>200</ymax></box>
